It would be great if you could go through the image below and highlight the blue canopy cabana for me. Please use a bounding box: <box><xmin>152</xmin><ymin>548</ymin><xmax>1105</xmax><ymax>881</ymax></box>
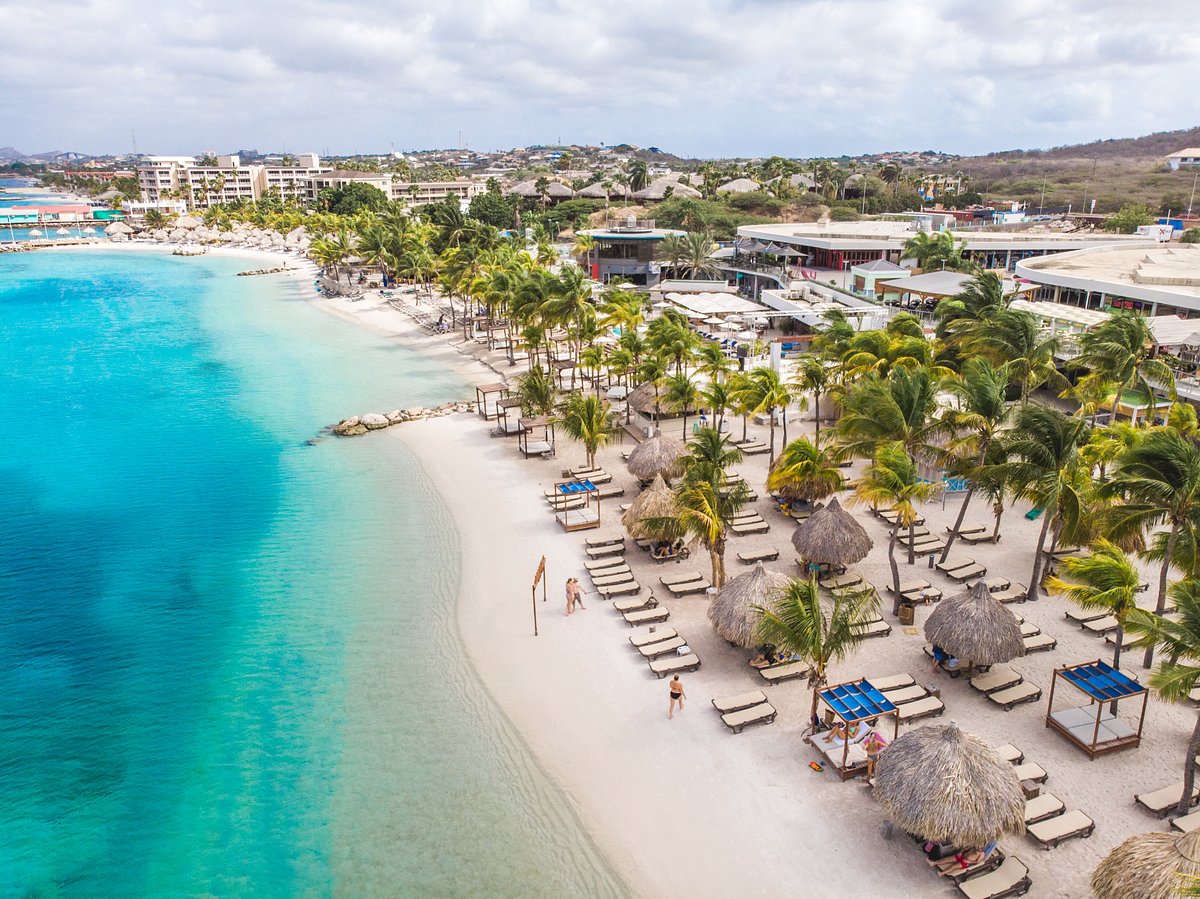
<box><xmin>815</xmin><ymin>678</ymin><xmax>900</xmax><ymax>779</ymax></box>
<box><xmin>1045</xmin><ymin>660</ymin><xmax>1149</xmax><ymax>759</ymax></box>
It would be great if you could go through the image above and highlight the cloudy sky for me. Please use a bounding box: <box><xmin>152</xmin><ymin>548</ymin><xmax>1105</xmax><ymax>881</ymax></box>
<box><xmin>2</xmin><ymin>0</ymin><xmax>1197</xmax><ymax>159</ymax></box>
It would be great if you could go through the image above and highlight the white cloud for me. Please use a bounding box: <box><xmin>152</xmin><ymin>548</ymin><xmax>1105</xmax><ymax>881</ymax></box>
<box><xmin>0</xmin><ymin>0</ymin><xmax>1195</xmax><ymax>157</ymax></box>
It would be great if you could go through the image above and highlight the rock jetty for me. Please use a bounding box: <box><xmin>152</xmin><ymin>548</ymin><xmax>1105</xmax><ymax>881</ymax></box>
<box><xmin>237</xmin><ymin>266</ymin><xmax>294</xmax><ymax>276</ymax></box>
<box><xmin>330</xmin><ymin>400</ymin><xmax>475</xmax><ymax>437</ymax></box>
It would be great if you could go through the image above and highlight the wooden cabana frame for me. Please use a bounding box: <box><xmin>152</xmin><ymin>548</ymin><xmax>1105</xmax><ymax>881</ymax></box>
<box><xmin>495</xmin><ymin>397</ymin><xmax>526</xmax><ymax>436</ymax></box>
<box><xmin>1044</xmin><ymin>659</ymin><xmax>1149</xmax><ymax>759</ymax></box>
<box><xmin>814</xmin><ymin>678</ymin><xmax>900</xmax><ymax>780</ymax></box>
<box><xmin>475</xmin><ymin>383</ymin><xmax>509</xmax><ymax>420</ymax></box>
<box><xmin>553</xmin><ymin>478</ymin><xmax>602</xmax><ymax>532</ymax></box>
<box><xmin>518</xmin><ymin>416</ymin><xmax>556</xmax><ymax>458</ymax></box>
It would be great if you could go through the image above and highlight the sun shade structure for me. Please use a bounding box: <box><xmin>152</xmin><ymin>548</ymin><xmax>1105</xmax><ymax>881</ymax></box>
<box><xmin>1045</xmin><ymin>659</ymin><xmax>1149</xmax><ymax>758</ymax></box>
<box><xmin>707</xmin><ymin>561</ymin><xmax>790</xmax><ymax>647</ymax></box>
<box><xmin>791</xmin><ymin>497</ymin><xmax>872</xmax><ymax>567</ymax></box>
<box><xmin>474</xmin><ymin>382</ymin><xmax>508</xmax><ymax>420</ymax></box>
<box><xmin>554</xmin><ymin>479</ymin><xmax>600</xmax><ymax>532</ymax></box>
<box><xmin>873</xmin><ymin>721</ymin><xmax>1026</xmax><ymax>847</ymax></box>
<box><xmin>923</xmin><ymin>581</ymin><xmax>1025</xmax><ymax>667</ymax></box>
<box><xmin>621</xmin><ymin>474</ymin><xmax>680</xmax><ymax>540</ymax></box>
<box><xmin>1092</xmin><ymin>829</ymin><xmax>1200</xmax><ymax>899</ymax></box>
<box><xmin>626</xmin><ymin>432</ymin><xmax>688</xmax><ymax>482</ymax></box>
<box><xmin>816</xmin><ymin>679</ymin><xmax>900</xmax><ymax>779</ymax></box>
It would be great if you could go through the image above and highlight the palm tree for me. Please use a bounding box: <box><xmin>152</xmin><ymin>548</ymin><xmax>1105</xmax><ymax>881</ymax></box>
<box><xmin>645</xmin><ymin>478</ymin><xmax>747</xmax><ymax>589</ymax></box>
<box><xmin>663</xmin><ymin>372</ymin><xmax>699</xmax><ymax>441</ymax></box>
<box><xmin>766</xmin><ymin>437</ymin><xmax>843</xmax><ymax>504</ymax></box>
<box><xmin>696</xmin><ymin>342</ymin><xmax>732</xmax><ymax>386</ymax></box>
<box><xmin>554</xmin><ymin>393</ymin><xmax>614</xmax><ymax>469</ymax></box>
<box><xmin>627</xmin><ymin>160</ymin><xmax>649</xmax><ymax>193</ymax></box>
<box><xmin>737</xmin><ymin>367</ymin><xmax>793</xmax><ymax>465</ymax></box>
<box><xmin>514</xmin><ymin>365</ymin><xmax>556</xmax><ymax>417</ymax></box>
<box><xmin>850</xmin><ymin>443</ymin><xmax>940</xmax><ymax>606</ymax></box>
<box><xmin>572</xmin><ymin>233</ymin><xmax>595</xmax><ymax>272</ymax></box>
<box><xmin>636</xmin><ymin>353</ymin><xmax>669</xmax><ymax>422</ymax></box>
<box><xmin>727</xmin><ymin>371</ymin><xmax>755</xmax><ymax>443</ymax></box>
<box><xmin>958</xmin><ymin>308</ymin><xmax>1064</xmax><ymax>402</ymax></box>
<box><xmin>646</xmin><ymin>309</ymin><xmax>701</xmax><ymax>378</ymax></box>
<box><xmin>753</xmin><ymin>576</ymin><xmax>881</xmax><ymax>728</ymax></box>
<box><xmin>836</xmin><ymin>365</ymin><xmax>943</xmax><ymax>466</ymax></box>
<box><xmin>1124</xmin><ymin>581</ymin><xmax>1200</xmax><ymax>815</ymax></box>
<box><xmin>791</xmin><ymin>355</ymin><xmax>833</xmax><ymax>447</ymax></box>
<box><xmin>1046</xmin><ymin>540</ymin><xmax>1142</xmax><ymax>671</ymax></box>
<box><xmin>935</xmin><ymin>272</ymin><xmax>1009</xmax><ymax>339</ymax></box>
<box><xmin>1102</xmin><ymin>428</ymin><xmax>1200</xmax><ymax>667</ymax></box>
<box><xmin>939</xmin><ymin>359</ymin><xmax>1011</xmax><ymax>562</ymax></box>
<box><xmin>671</xmin><ymin>232</ymin><xmax>720</xmax><ymax>280</ymax></box>
<box><xmin>1074</xmin><ymin>310</ymin><xmax>1176</xmax><ymax>422</ymax></box>
<box><xmin>682</xmin><ymin>425</ymin><xmax>742</xmax><ymax>488</ymax></box>
<box><xmin>1002</xmin><ymin>404</ymin><xmax>1090</xmax><ymax>601</ymax></box>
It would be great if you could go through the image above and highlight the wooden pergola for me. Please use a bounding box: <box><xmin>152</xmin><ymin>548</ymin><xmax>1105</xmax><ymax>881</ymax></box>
<box><xmin>495</xmin><ymin>397</ymin><xmax>526</xmax><ymax>436</ymax></box>
<box><xmin>474</xmin><ymin>383</ymin><xmax>508</xmax><ymax>420</ymax></box>
<box><xmin>1045</xmin><ymin>659</ymin><xmax>1149</xmax><ymax>759</ymax></box>
<box><xmin>552</xmin><ymin>478</ymin><xmax>602</xmax><ymax>532</ymax></box>
<box><xmin>813</xmin><ymin>678</ymin><xmax>900</xmax><ymax>780</ymax></box>
<box><xmin>518</xmin><ymin>416</ymin><xmax>555</xmax><ymax>458</ymax></box>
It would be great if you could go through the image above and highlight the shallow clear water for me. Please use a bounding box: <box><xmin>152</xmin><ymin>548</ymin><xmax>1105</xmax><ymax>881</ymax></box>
<box><xmin>0</xmin><ymin>251</ymin><xmax>626</xmax><ymax>897</ymax></box>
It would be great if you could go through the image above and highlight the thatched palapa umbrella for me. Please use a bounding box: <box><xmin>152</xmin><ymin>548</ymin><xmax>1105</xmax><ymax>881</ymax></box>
<box><xmin>1092</xmin><ymin>829</ymin><xmax>1200</xmax><ymax>899</ymax></box>
<box><xmin>791</xmin><ymin>497</ymin><xmax>872</xmax><ymax>567</ymax></box>
<box><xmin>874</xmin><ymin>722</ymin><xmax>1025</xmax><ymax>847</ymax></box>
<box><xmin>627</xmin><ymin>432</ymin><xmax>687</xmax><ymax>482</ymax></box>
<box><xmin>708</xmin><ymin>561</ymin><xmax>790</xmax><ymax>647</ymax></box>
<box><xmin>924</xmin><ymin>581</ymin><xmax>1025</xmax><ymax>667</ymax></box>
<box><xmin>621</xmin><ymin>474</ymin><xmax>680</xmax><ymax>540</ymax></box>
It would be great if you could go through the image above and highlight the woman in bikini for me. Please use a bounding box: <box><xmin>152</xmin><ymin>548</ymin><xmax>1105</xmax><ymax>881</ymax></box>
<box><xmin>668</xmin><ymin>674</ymin><xmax>686</xmax><ymax>719</ymax></box>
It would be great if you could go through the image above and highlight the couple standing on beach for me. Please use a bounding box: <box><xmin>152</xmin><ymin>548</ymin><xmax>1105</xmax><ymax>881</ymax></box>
<box><xmin>565</xmin><ymin>578</ymin><xmax>585</xmax><ymax>615</ymax></box>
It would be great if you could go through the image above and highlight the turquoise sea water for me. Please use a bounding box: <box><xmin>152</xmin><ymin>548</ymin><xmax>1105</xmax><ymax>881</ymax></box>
<box><xmin>0</xmin><ymin>251</ymin><xmax>626</xmax><ymax>898</ymax></box>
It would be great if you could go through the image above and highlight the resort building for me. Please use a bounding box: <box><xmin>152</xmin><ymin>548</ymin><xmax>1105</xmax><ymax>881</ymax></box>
<box><xmin>579</xmin><ymin>219</ymin><xmax>684</xmax><ymax>288</ymax></box>
<box><xmin>1167</xmin><ymin>148</ymin><xmax>1200</xmax><ymax>171</ymax></box>
<box><xmin>262</xmin><ymin>154</ymin><xmax>327</xmax><ymax>202</ymax></box>
<box><xmin>184</xmin><ymin>156</ymin><xmax>264</xmax><ymax>208</ymax></box>
<box><xmin>136</xmin><ymin>156</ymin><xmax>196</xmax><ymax>204</ymax></box>
<box><xmin>389</xmin><ymin>179</ymin><xmax>480</xmax><ymax>207</ymax></box>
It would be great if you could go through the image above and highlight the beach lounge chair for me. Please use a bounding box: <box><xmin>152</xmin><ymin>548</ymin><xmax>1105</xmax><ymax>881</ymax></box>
<box><xmin>886</xmin><ymin>579</ymin><xmax>931</xmax><ymax>596</ymax></box>
<box><xmin>960</xmin><ymin>530</ymin><xmax>1001</xmax><ymax>546</ymax></box>
<box><xmin>729</xmin><ymin>519</ymin><xmax>770</xmax><ymax>536</ymax></box>
<box><xmin>548</xmin><ymin>495</ymin><xmax>587</xmax><ymax>511</ymax></box>
<box><xmin>619</xmin><ymin>503</ymin><xmax>631</xmax><ymax>513</ymax></box>
<box><xmin>935</xmin><ymin>557</ymin><xmax>976</xmax><ymax>575</ymax></box>
<box><xmin>1083</xmin><ymin>615</ymin><xmax>1119</xmax><ymax>635</ymax></box>
<box><xmin>740</xmin><ymin>443</ymin><xmax>769</xmax><ymax>455</ymax></box>
<box><xmin>1018</xmin><ymin>621</ymin><xmax>1041</xmax><ymax>637</ymax></box>
<box><xmin>1024</xmin><ymin>793</ymin><xmax>1065</xmax><ymax>825</ymax></box>
<box><xmin>956</xmin><ymin>856</ymin><xmax>1031</xmax><ymax>899</ymax></box>
<box><xmin>660</xmin><ymin>571</ymin><xmax>704</xmax><ymax>586</ymax></box>
<box><xmin>584</xmin><ymin>534</ymin><xmax>623</xmax><ymax>548</ymax></box>
<box><xmin>948</xmin><ymin>523</ymin><xmax>988</xmax><ymax>536</ymax></box>
<box><xmin>737</xmin><ymin>548</ymin><xmax>780</xmax><ymax>564</ymax></box>
<box><xmin>987</xmin><ymin>682</ymin><xmax>1042</xmax><ymax>711</ymax></box>
<box><xmin>879</xmin><ymin>509</ymin><xmax>925</xmax><ymax>527</ymax></box>
<box><xmin>909</xmin><ymin>538</ymin><xmax>948</xmax><ymax>556</ymax></box>
<box><xmin>1135</xmin><ymin>782</ymin><xmax>1200</xmax><ymax>817</ymax></box>
<box><xmin>967</xmin><ymin>576</ymin><xmax>1014</xmax><ymax>593</ymax></box>
<box><xmin>992</xmin><ymin>583</ymin><xmax>1028</xmax><ymax>604</ymax></box>
<box><xmin>855</xmin><ymin>619</ymin><xmax>892</xmax><ymax>639</ymax></box>
<box><xmin>591</xmin><ymin>570</ymin><xmax>634</xmax><ymax>587</ymax></box>
<box><xmin>896</xmin><ymin>526</ymin><xmax>932</xmax><ymax>540</ymax></box>
<box><xmin>896</xmin><ymin>695</ymin><xmax>944</xmax><ymax>722</ymax></box>
<box><xmin>1065</xmin><ymin>608</ymin><xmax>1106</xmax><ymax>625</ymax></box>
<box><xmin>666</xmin><ymin>578</ymin><xmax>712</xmax><ymax>597</ymax></box>
<box><xmin>584</xmin><ymin>555</ymin><xmax>626</xmax><ymax>572</ymax></box>
<box><xmin>720</xmin><ymin>702</ymin><xmax>777</xmax><ymax>734</ymax></box>
<box><xmin>638</xmin><ymin>636</ymin><xmax>686</xmax><ymax>658</ymax></box>
<box><xmin>819</xmin><ymin>572</ymin><xmax>863</xmax><ymax>590</ymax></box>
<box><xmin>903</xmin><ymin>584</ymin><xmax>944</xmax><ymax>603</ymax></box>
<box><xmin>879</xmin><ymin>684</ymin><xmax>928</xmax><ymax>704</ymax></box>
<box><xmin>759</xmin><ymin>661</ymin><xmax>809</xmax><ymax>684</ymax></box>
<box><xmin>1027</xmin><ymin>809</ymin><xmax>1094</xmax><ymax>849</ymax></box>
<box><xmin>897</xmin><ymin>530</ymin><xmax>937</xmax><ymax>546</ymax></box>
<box><xmin>597</xmin><ymin>580</ymin><xmax>641</xmax><ymax>598</ymax></box>
<box><xmin>1172</xmin><ymin>810</ymin><xmax>1200</xmax><ymax>833</ymax></box>
<box><xmin>595</xmin><ymin>484</ymin><xmax>625</xmax><ymax>499</ymax></box>
<box><xmin>970</xmin><ymin>666</ymin><xmax>1023</xmax><ymax>695</ymax></box>
<box><xmin>1012</xmin><ymin>763</ymin><xmax>1048</xmax><ymax>784</ymax></box>
<box><xmin>612</xmin><ymin>594</ymin><xmax>656</xmax><ymax>613</ymax></box>
<box><xmin>868</xmin><ymin>674</ymin><xmax>916</xmax><ymax>691</ymax></box>
<box><xmin>622</xmin><ymin>606</ymin><xmax>669</xmax><ymax>627</ymax></box>
<box><xmin>649</xmin><ymin>653</ymin><xmax>701</xmax><ymax>678</ymax></box>
<box><xmin>586</xmin><ymin>543</ymin><xmax>625</xmax><ymax>558</ymax></box>
<box><xmin>712</xmin><ymin>690</ymin><xmax>769</xmax><ymax>714</ymax></box>
<box><xmin>629</xmin><ymin>626</ymin><xmax>677</xmax><ymax>648</ymax></box>
<box><xmin>947</xmin><ymin>563</ymin><xmax>988</xmax><ymax>583</ymax></box>
<box><xmin>995</xmin><ymin>743</ymin><xmax>1025</xmax><ymax>764</ymax></box>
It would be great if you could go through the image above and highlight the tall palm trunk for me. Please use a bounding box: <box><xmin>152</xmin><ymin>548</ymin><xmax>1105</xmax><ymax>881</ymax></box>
<box><xmin>941</xmin><ymin>443</ymin><xmax>989</xmax><ymax>563</ymax></box>
<box><xmin>767</xmin><ymin>414</ymin><xmax>776</xmax><ymax>466</ymax></box>
<box><xmin>781</xmin><ymin>407</ymin><xmax>789</xmax><ymax>450</ymax></box>
<box><xmin>907</xmin><ymin>521</ymin><xmax>916</xmax><ymax>565</ymax></box>
<box><xmin>992</xmin><ymin>502</ymin><xmax>1004</xmax><ymax>541</ymax></box>
<box><xmin>710</xmin><ymin>534</ymin><xmax>726</xmax><ymax>589</ymax></box>
<box><xmin>1179</xmin><ymin>712</ymin><xmax>1200</xmax><ymax>817</ymax></box>
<box><xmin>1148</xmin><ymin>523</ymin><xmax>1180</xmax><ymax>668</ymax></box>
<box><xmin>887</xmin><ymin>533</ymin><xmax>901</xmax><ymax>615</ymax></box>
<box><xmin>741</xmin><ymin>413</ymin><xmax>748</xmax><ymax>443</ymax></box>
<box><xmin>813</xmin><ymin>393</ymin><xmax>821</xmax><ymax>447</ymax></box>
<box><xmin>1026</xmin><ymin>501</ymin><xmax>1057</xmax><ymax>602</ymax></box>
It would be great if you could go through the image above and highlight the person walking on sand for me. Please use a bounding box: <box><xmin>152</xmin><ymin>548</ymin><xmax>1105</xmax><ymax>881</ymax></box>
<box><xmin>570</xmin><ymin>577</ymin><xmax>585</xmax><ymax>611</ymax></box>
<box><xmin>565</xmin><ymin>578</ymin><xmax>576</xmax><ymax>616</ymax></box>
<box><xmin>668</xmin><ymin>674</ymin><xmax>686</xmax><ymax>719</ymax></box>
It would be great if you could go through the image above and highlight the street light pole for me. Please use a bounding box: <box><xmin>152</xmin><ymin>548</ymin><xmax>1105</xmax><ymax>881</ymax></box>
<box><xmin>1189</xmin><ymin>169</ymin><xmax>1198</xmax><ymax>218</ymax></box>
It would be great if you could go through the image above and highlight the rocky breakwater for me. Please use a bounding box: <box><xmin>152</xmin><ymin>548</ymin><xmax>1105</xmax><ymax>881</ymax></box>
<box><xmin>330</xmin><ymin>400</ymin><xmax>476</xmax><ymax>437</ymax></box>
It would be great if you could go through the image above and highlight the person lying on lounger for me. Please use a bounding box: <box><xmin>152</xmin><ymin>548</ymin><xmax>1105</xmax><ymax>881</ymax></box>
<box><xmin>748</xmin><ymin>645</ymin><xmax>779</xmax><ymax>668</ymax></box>
<box><xmin>821</xmin><ymin>721</ymin><xmax>864</xmax><ymax>747</ymax></box>
<box><xmin>927</xmin><ymin>841</ymin><xmax>998</xmax><ymax>876</ymax></box>
<box><xmin>930</xmin><ymin>645</ymin><xmax>960</xmax><ymax>674</ymax></box>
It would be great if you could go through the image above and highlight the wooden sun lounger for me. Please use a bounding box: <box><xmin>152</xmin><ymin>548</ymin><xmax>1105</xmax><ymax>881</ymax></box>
<box><xmin>729</xmin><ymin>520</ymin><xmax>770</xmax><ymax>535</ymax></box>
<box><xmin>1018</xmin><ymin>621</ymin><xmax>1041</xmax><ymax>637</ymax></box>
<box><xmin>897</xmin><ymin>531</ymin><xmax>938</xmax><ymax>547</ymax></box>
<box><xmin>879</xmin><ymin>509</ymin><xmax>925</xmax><ymax>527</ymax></box>
<box><xmin>996</xmin><ymin>743</ymin><xmax>1025</xmax><ymax>764</ymax></box>
<box><xmin>819</xmin><ymin>572</ymin><xmax>863</xmax><ymax>590</ymax></box>
<box><xmin>886</xmin><ymin>579</ymin><xmax>931</xmax><ymax>595</ymax></box>
<box><xmin>721</xmin><ymin>701</ymin><xmax>777</xmax><ymax>734</ymax></box>
<box><xmin>613</xmin><ymin>594</ymin><xmax>656</xmax><ymax>613</ymax></box>
<box><xmin>622</xmin><ymin>606</ymin><xmax>669</xmax><ymax>626</ymax></box>
<box><xmin>1065</xmin><ymin>608</ymin><xmax>1105</xmax><ymax>625</ymax></box>
<box><xmin>935</xmin><ymin>557</ymin><xmax>976</xmax><ymax>574</ymax></box>
<box><xmin>896</xmin><ymin>695</ymin><xmax>944</xmax><ymax>722</ymax></box>
<box><xmin>1172</xmin><ymin>810</ymin><xmax>1200</xmax><ymax>833</ymax></box>
<box><xmin>971</xmin><ymin>666</ymin><xmax>1023</xmax><ymax>695</ymax></box>
<box><xmin>1012</xmin><ymin>763</ymin><xmax>1048</xmax><ymax>784</ymax></box>
<box><xmin>731</xmin><ymin>509</ymin><xmax>762</xmax><ymax>521</ymax></box>
<box><xmin>1083</xmin><ymin>615</ymin><xmax>1119</xmax><ymax>635</ymax></box>
<box><xmin>660</xmin><ymin>571</ymin><xmax>704</xmax><ymax>586</ymax></box>
<box><xmin>946</xmin><ymin>563</ymin><xmax>987</xmax><ymax>583</ymax></box>
<box><xmin>629</xmin><ymin>626</ymin><xmax>676</xmax><ymax>647</ymax></box>
<box><xmin>992</xmin><ymin>584</ymin><xmax>1028</xmax><ymax>604</ymax></box>
<box><xmin>956</xmin><ymin>856</ymin><xmax>1031</xmax><ymax>899</ymax></box>
<box><xmin>960</xmin><ymin>530</ymin><xmax>1001</xmax><ymax>546</ymax></box>
<box><xmin>595</xmin><ymin>484</ymin><xmax>625</xmax><ymax>499</ymax></box>
<box><xmin>868</xmin><ymin>674</ymin><xmax>915</xmax><ymax>691</ymax></box>
<box><xmin>649</xmin><ymin>653</ymin><xmax>700</xmax><ymax>678</ymax></box>
<box><xmin>1135</xmin><ymin>782</ymin><xmax>1200</xmax><ymax>817</ymax></box>
<box><xmin>740</xmin><ymin>443</ymin><xmax>770</xmax><ymax>455</ymax></box>
<box><xmin>856</xmin><ymin>619</ymin><xmax>892</xmax><ymax>639</ymax></box>
<box><xmin>1024</xmin><ymin>793</ymin><xmax>1066</xmax><ymax>825</ymax></box>
<box><xmin>759</xmin><ymin>661</ymin><xmax>809</xmax><ymax>684</ymax></box>
<box><xmin>598</xmin><ymin>581</ymin><xmax>641</xmax><ymax>598</ymax></box>
<box><xmin>908</xmin><ymin>539</ymin><xmax>947</xmax><ymax>556</ymax></box>
<box><xmin>591</xmin><ymin>570</ymin><xmax>634</xmax><ymax>587</ymax></box>
<box><xmin>586</xmin><ymin>543</ymin><xmax>625</xmax><ymax>558</ymax></box>
<box><xmin>712</xmin><ymin>690</ymin><xmax>769</xmax><ymax>714</ymax></box>
<box><xmin>988</xmin><ymin>682</ymin><xmax>1042</xmax><ymax>711</ymax></box>
<box><xmin>895</xmin><ymin>525</ymin><xmax>932</xmax><ymax>540</ymax></box>
<box><xmin>967</xmin><ymin>576</ymin><xmax>1013</xmax><ymax>593</ymax></box>
<box><xmin>948</xmin><ymin>523</ymin><xmax>988</xmax><ymax>536</ymax></box>
<box><xmin>737</xmin><ymin>548</ymin><xmax>780</xmax><ymax>564</ymax></box>
<box><xmin>666</xmin><ymin>578</ymin><xmax>711</xmax><ymax>596</ymax></box>
<box><xmin>902</xmin><ymin>585</ymin><xmax>944</xmax><ymax>603</ymax></box>
<box><xmin>1027</xmin><ymin>809</ymin><xmax>1094</xmax><ymax>848</ymax></box>
<box><xmin>548</xmin><ymin>495</ymin><xmax>586</xmax><ymax>511</ymax></box>
<box><xmin>879</xmin><ymin>684</ymin><xmax>927</xmax><ymax>704</ymax></box>
<box><xmin>584</xmin><ymin>555</ymin><xmax>626</xmax><ymax>571</ymax></box>
<box><xmin>638</xmin><ymin>636</ymin><xmax>686</xmax><ymax>658</ymax></box>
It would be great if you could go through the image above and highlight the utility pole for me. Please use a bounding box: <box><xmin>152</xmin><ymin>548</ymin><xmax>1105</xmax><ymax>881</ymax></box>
<box><xmin>1189</xmin><ymin>168</ymin><xmax>1198</xmax><ymax>218</ymax></box>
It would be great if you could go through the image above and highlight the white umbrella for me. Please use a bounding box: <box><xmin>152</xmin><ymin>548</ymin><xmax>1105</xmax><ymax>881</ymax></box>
<box><xmin>720</xmin><ymin>321</ymin><xmax>741</xmax><ymax>331</ymax></box>
<box><xmin>725</xmin><ymin>313</ymin><xmax>744</xmax><ymax>322</ymax></box>
<box><xmin>682</xmin><ymin>309</ymin><xmax>706</xmax><ymax>319</ymax></box>
<box><xmin>83</xmin><ymin>226</ymin><xmax>96</xmax><ymax>234</ymax></box>
<box><xmin>736</xmin><ymin>330</ymin><xmax>758</xmax><ymax>341</ymax></box>
<box><xmin>703</xmin><ymin>316</ymin><xmax>725</xmax><ymax>325</ymax></box>
<box><xmin>652</xmin><ymin>301</ymin><xmax>672</xmax><ymax>309</ymax></box>
<box><xmin>55</xmin><ymin>227</ymin><xmax>70</xmax><ymax>236</ymax></box>
<box><xmin>29</xmin><ymin>228</ymin><xmax>42</xmax><ymax>237</ymax></box>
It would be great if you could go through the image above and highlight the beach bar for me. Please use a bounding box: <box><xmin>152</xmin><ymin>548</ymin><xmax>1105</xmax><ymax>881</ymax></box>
<box><xmin>475</xmin><ymin>382</ymin><xmax>508</xmax><ymax>420</ymax></box>
<box><xmin>1045</xmin><ymin>659</ymin><xmax>1149</xmax><ymax>759</ymax></box>
<box><xmin>813</xmin><ymin>678</ymin><xmax>899</xmax><ymax>780</ymax></box>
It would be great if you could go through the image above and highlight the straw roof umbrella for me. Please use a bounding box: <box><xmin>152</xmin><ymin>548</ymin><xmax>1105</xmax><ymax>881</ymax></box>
<box><xmin>791</xmin><ymin>497</ymin><xmax>872</xmax><ymax>567</ymax></box>
<box><xmin>924</xmin><ymin>581</ymin><xmax>1025</xmax><ymax>666</ymax></box>
<box><xmin>874</xmin><ymin>722</ymin><xmax>1025</xmax><ymax>847</ymax></box>
<box><xmin>627</xmin><ymin>432</ymin><xmax>687</xmax><ymax>482</ymax></box>
<box><xmin>621</xmin><ymin>474</ymin><xmax>680</xmax><ymax>539</ymax></box>
<box><xmin>708</xmin><ymin>561</ymin><xmax>790</xmax><ymax>647</ymax></box>
<box><xmin>1092</xmin><ymin>829</ymin><xmax>1200</xmax><ymax>899</ymax></box>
